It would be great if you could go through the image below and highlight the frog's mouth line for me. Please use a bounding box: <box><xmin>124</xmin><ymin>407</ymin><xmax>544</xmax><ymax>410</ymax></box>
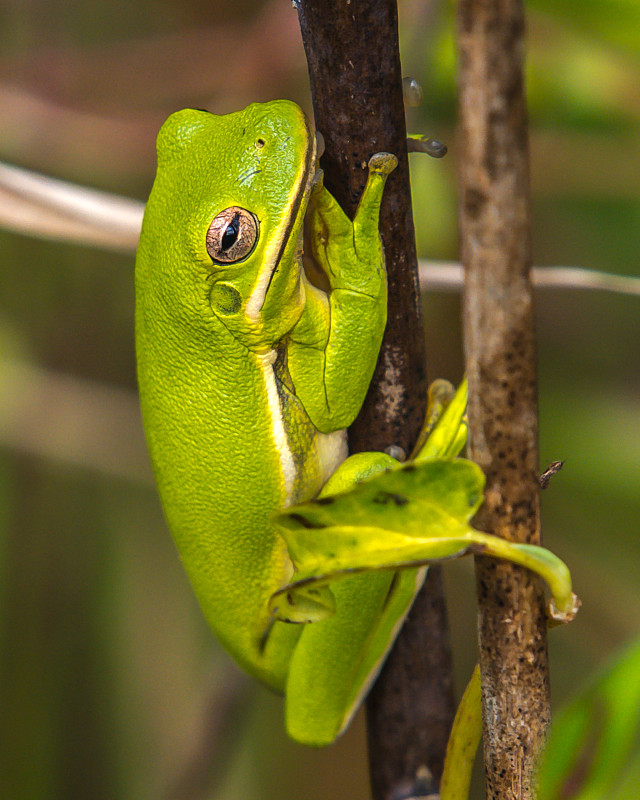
<box><xmin>250</xmin><ymin>128</ymin><xmax>318</xmax><ymax>316</ymax></box>
<box><xmin>301</xmin><ymin>168</ymin><xmax>331</xmax><ymax>293</ymax></box>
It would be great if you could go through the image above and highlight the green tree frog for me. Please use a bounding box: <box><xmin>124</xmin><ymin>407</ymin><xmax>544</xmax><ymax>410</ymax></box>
<box><xmin>136</xmin><ymin>99</ymin><xmax>406</xmax><ymax>745</ymax></box>
<box><xmin>136</xmin><ymin>100</ymin><xmax>577</xmax><ymax>747</ymax></box>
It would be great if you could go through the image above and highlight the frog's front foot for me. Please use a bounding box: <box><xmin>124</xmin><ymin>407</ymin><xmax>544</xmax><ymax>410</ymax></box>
<box><xmin>407</xmin><ymin>135</ymin><xmax>448</xmax><ymax>158</ymax></box>
<box><xmin>368</xmin><ymin>152</ymin><xmax>398</xmax><ymax>176</ymax></box>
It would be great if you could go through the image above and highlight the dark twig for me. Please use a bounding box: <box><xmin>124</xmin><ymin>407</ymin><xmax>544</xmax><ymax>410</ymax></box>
<box><xmin>539</xmin><ymin>460</ymin><xmax>564</xmax><ymax>490</ymax></box>
<box><xmin>458</xmin><ymin>0</ymin><xmax>551</xmax><ymax>798</ymax></box>
<box><xmin>295</xmin><ymin>1</ymin><xmax>455</xmax><ymax>797</ymax></box>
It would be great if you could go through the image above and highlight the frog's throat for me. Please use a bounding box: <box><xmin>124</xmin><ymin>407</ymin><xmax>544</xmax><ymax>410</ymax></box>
<box><xmin>244</xmin><ymin>130</ymin><xmax>317</xmax><ymax>322</ymax></box>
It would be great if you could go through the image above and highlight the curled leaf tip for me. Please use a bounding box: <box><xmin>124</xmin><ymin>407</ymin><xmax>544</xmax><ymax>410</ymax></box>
<box><xmin>548</xmin><ymin>592</ymin><xmax>581</xmax><ymax>626</ymax></box>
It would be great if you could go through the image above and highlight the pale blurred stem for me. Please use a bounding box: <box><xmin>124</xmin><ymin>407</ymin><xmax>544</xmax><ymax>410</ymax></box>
<box><xmin>3</xmin><ymin>161</ymin><xmax>640</xmax><ymax>297</ymax></box>
<box><xmin>458</xmin><ymin>0</ymin><xmax>552</xmax><ymax>797</ymax></box>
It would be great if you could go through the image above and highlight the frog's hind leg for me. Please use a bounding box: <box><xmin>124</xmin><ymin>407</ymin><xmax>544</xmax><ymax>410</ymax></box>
<box><xmin>285</xmin><ymin>558</ymin><xmax>425</xmax><ymax>745</ymax></box>
<box><xmin>284</xmin><ymin>449</ymin><xmax>425</xmax><ymax>746</ymax></box>
<box><xmin>283</xmin><ymin>382</ymin><xmax>467</xmax><ymax>746</ymax></box>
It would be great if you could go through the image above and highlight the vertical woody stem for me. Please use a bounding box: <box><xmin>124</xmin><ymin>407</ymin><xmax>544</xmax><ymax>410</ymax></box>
<box><xmin>457</xmin><ymin>1</ymin><xmax>551</xmax><ymax>798</ymax></box>
<box><xmin>296</xmin><ymin>1</ymin><xmax>455</xmax><ymax>796</ymax></box>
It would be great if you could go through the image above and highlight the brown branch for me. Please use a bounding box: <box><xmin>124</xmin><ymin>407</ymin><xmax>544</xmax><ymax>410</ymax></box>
<box><xmin>457</xmin><ymin>1</ymin><xmax>550</xmax><ymax>798</ymax></box>
<box><xmin>295</xmin><ymin>1</ymin><xmax>455</xmax><ymax>797</ymax></box>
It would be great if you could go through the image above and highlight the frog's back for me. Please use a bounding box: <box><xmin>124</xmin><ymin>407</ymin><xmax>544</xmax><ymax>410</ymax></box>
<box><xmin>135</xmin><ymin>102</ymin><xmax>343</xmax><ymax>688</ymax></box>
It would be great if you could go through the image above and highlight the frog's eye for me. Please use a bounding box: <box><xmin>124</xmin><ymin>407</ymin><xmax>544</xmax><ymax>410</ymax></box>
<box><xmin>206</xmin><ymin>207</ymin><xmax>259</xmax><ymax>264</ymax></box>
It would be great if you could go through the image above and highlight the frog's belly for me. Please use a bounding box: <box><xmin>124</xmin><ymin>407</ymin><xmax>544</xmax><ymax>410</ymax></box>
<box><xmin>316</xmin><ymin>429</ymin><xmax>348</xmax><ymax>486</ymax></box>
<box><xmin>142</xmin><ymin>343</ymin><xmax>350</xmax><ymax>690</ymax></box>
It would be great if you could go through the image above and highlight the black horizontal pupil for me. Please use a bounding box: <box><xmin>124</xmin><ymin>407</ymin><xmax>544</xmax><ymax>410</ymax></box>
<box><xmin>221</xmin><ymin>214</ymin><xmax>240</xmax><ymax>252</ymax></box>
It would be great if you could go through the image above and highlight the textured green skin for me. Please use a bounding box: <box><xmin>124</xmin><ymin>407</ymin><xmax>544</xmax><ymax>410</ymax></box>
<box><xmin>135</xmin><ymin>100</ymin><xmax>401</xmax><ymax>733</ymax></box>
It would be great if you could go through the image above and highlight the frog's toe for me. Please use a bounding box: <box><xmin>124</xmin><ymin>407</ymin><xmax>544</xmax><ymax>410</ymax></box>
<box><xmin>368</xmin><ymin>152</ymin><xmax>398</xmax><ymax>175</ymax></box>
<box><xmin>311</xmin><ymin>168</ymin><xmax>325</xmax><ymax>192</ymax></box>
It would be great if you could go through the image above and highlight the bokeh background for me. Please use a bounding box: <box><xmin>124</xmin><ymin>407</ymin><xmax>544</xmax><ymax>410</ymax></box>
<box><xmin>1</xmin><ymin>1</ymin><xmax>638</xmax><ymax>798</ymax></box>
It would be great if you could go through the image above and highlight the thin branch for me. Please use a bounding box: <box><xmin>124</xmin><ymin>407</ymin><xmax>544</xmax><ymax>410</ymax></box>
<box><xmin>0</xmin><ymin>161</ymin><xmax>143</xmax><ymax>252</ymax></box>
<box><xmin>419</xmin><ymin>262</ymin><xmax>640</xmax><ymax>297</ymax></box>
<box><xmin>2</xmin><ymin>161</ymin><xmax>639</xmax><ymax>298</ymax></box>
<box><xmin>458</xmin><ymin>0</ymin><xmax>549</xmax><ymax>797</ymax></box>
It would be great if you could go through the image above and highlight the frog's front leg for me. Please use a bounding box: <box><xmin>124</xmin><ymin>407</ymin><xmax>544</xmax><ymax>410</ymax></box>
<box><xmin>287</xmin><ymin>154</ymin><xmax>397</xmax><ymax>432</ymax></box>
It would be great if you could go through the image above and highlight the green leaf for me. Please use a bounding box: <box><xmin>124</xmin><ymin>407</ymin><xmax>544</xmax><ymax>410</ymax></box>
<box><xmin>270</xmin><ymin>455</ymin><xmax>577</xmax><ymax>624</ymax></box>
<box><xmin>270</xmin><ymin>458</ymin><xmax>483</xmax><ymax>622</ymax></box>
<box><xmin>413</xmin><ymin>376</ymin><xmax>468</xmax><ymax>461</ymax></box>
<box><xmin>537</xmin><ymin>636</ymin><xmax>640</xmax><ymax>800</ymax></box>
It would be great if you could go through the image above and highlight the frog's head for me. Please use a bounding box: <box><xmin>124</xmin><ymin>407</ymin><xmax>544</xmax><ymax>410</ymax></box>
<box><xmin>148</xmin><ymin>100</ymin><xmax>316</xmax><ymax>352</ymax></box>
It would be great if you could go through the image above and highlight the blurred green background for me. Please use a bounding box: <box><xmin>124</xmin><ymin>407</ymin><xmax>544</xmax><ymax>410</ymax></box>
<box><xmin>1</xmin><ymin>1</ymin><xmax>638</xmax><ymax>798</ymax></box>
